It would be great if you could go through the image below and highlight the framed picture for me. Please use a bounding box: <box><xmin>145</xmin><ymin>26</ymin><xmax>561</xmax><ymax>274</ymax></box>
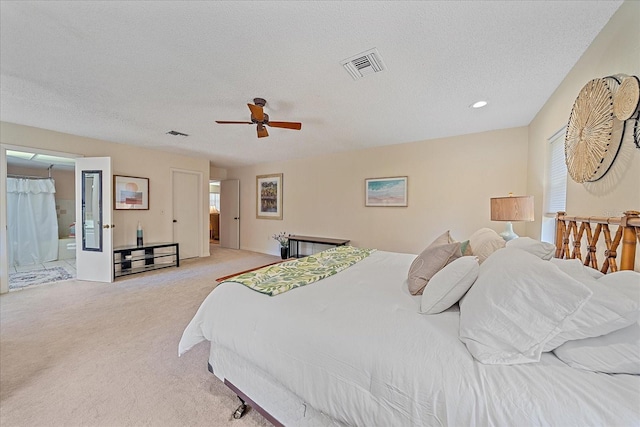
<box><xmin>256</xmin><ymin>173</ymin><xmax>283</xmax><ymax>220</ymax></box>
<box><xmin>114</xmin><ymin>175</ymin><xmax>149</xmax><ymax>210</ymax></box>
<box><xmin>365</xmin><ymin>176</ymin><xmax>408</xmax><ymax>207</ymax></box>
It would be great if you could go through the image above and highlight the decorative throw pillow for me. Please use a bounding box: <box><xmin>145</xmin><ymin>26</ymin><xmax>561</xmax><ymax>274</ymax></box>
<box><xmin>459</xmin><ymin>248</ymin><xmax>592</xmax><ymax>365</ymax></box>
<box><xmin>543</xmin><ymin>259</ymin><xmax>639</xmax><ymax>351</ymax></box>
<box><xmin>408</xmin><ymin>231</ymin><xmax>461</xmax><ymax>295</ymax></box>
<box><xmin>431</xmin><ymin>230</ymin><xmax>455</xmax><ymax>246</ymax></box>
<box><xmin>420</xmin><ymin>256</ymin><xmax>479</xmax><ymax>314</ymax></box>
<box><xmin>506</xmin><ymin>237</ymin><xmax>555</xmax><ymax>260</ymax></box>
<box><xmin>468</xmin><ymin>228</ymin><xmax>505</xmax><ymax>264</ymax></box>
<box><xmin>460</xmin><ymin>240</ymin><xmax>473</xmax><ymax>256</ymax></box>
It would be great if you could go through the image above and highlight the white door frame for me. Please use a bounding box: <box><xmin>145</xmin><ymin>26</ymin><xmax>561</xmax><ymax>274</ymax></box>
<box><xmin>170</xmin><ymin>168</ymin><xmax>205</xmax><ymax>257</ymax></box>
<box><xmin>0</xmin><ymin>144</ymin><xmax>81</xmax><ymax>293</ymax></box>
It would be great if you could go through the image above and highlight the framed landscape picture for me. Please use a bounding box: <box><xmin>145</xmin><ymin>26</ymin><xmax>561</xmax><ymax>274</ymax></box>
<box><xmin>114</xmin><ymin>175</ymin><xmax>149</xmax><ymax>210</ymax></box>
<box><xmin>365</xmin><ymin>176</ymin><xmax>408</xmax><ymax>207</ymax></box>
<box><xmin>256</xmin><ymin>173</ymin><xmax>283</xmax><ymax>219</ymax></box>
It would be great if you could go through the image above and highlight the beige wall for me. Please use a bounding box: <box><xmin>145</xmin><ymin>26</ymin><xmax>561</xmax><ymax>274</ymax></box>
<box><xmin>2</xmin><ymin>1</ymin><xmax>637</xmax><ymax>282</ymax></box>
<box><xmin>526</xmin><ymin>0</ymin><xmax>640</xmax><ymax>238</ymax></box>
<box><xmin>229</xmin><ymin>127</ymin><xmax>529</xmax><ymax>256</ymax></box>
<box><xmin>1</xmin><ymin>121</ymin><xmax>211</xmax><ymax>257</ymax></box>
<box><xmin>210</xmin><ymin>165</ymin><xmax>228</xmax><ymax>181</ymax></box>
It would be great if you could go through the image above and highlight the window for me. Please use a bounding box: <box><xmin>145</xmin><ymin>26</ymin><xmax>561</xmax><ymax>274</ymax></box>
<box><xmin>209</xmin><ymin>192</ymin><xmax>220</xmax><ymax>212</ymax></box>
<box><xmin>541</xmin><ymin>127</ymin><xmax>567</xmax><ymax>243</ymax></box>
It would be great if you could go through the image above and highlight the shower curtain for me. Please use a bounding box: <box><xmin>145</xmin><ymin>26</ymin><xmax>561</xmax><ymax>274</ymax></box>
<box><xmin>7</xmin><ymin>177</ymin><xmax>59</xmax><ymax>266</ymax></box>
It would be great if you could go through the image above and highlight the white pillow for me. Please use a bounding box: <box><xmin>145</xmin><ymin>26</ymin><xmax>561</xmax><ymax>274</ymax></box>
<box><xmin>550</xmin><ymin>257</ymin><xmax>604</xmax><ymax>279</ymax></box>
<box><xmin>598</xmin><ymin>270</ymin><xmax>640</xmax><ymax>299</ymax></box>
<box><xmin>543</xmin><ymin>260</ymin><xmax>639</xmax><ymax>351</ymax></box>
<box><xmin>468</xmin><ymin>228</ymin><xmax>505</xmax><ymax>264</ymax></box>
<box><xmin>553</xmin><ymin>270</ymin><xmax>640</xmax><ymax>374</ymax></box>
<box><xmin>585</xmin><ymin>266</ymin><xmax>605</xmax><ymax>279</ymax></box>
<box><xmin>459</xmin><ymin>248</ymin><xmax>592</xmax><ymax>365</ymax></box>
<box><xmin>553</xmin><ymin>322</ymin><xmax>640</xmax><ymax>374</ymax></box>
<box><xmin>506</xmin><ymin>237</ymin><xmax>555</xmax><ymax>260</ymax></box>
<box><xmin>420</xmin><ymin>256</ymin><xmax>479</xmax><ymax>314</ymax></box>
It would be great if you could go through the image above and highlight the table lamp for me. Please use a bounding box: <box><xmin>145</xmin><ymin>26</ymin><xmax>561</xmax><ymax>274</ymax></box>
<box><xmin>490</xmin><ymin>194</ymin><xmax>534</xmax><ymax>241</ymax></box>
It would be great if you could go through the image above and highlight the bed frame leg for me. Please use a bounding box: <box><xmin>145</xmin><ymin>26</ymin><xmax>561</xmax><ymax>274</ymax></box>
<box><xmin>233</xmin><ymin>397</ymin><xmax>247</xmax><ymax>419</ymax></box>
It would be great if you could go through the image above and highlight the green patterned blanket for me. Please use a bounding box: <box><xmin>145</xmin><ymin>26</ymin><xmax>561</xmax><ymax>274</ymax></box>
<box><xmin>222</xmin><ymin>246</ymin><xmax>375</xmax><ymax>296</ymax></box>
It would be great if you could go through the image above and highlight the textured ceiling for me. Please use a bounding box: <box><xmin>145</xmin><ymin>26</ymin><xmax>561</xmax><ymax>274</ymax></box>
<box><xmin>0</xmin><ymin>1</ymin><xmax>623</xmax><ymax>168</ymax></box>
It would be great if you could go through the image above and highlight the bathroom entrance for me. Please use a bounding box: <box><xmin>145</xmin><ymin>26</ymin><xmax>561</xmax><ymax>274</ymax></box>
<box><xmin>4</xmin><ymin>148</ymin><xmax>78</xmax><ymax>290</ymax></box>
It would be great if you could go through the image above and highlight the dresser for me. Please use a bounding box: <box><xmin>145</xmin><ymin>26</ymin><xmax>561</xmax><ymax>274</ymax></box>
<box><xmin>210</xmin><ymin>213</ymin><xmax>220</xmax><ymax>240</ymax></box>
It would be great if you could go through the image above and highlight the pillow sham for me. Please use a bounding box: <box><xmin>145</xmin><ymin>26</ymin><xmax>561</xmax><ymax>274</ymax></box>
<box><xmin>468</xmin><ymin>228</ymin><xmax>505</xmax><ymax>264</ymax></box>
<box><xmin>506</xmin><ymin>237</ymin><xmax>555</xmax><ymax>260</ymax></box>
<box><xmin>553</xmin><ymin>322</ymin><xmax>640</xmax><ymax>374</ymax></box>
<box><xmin>543</xmin><ymin>259</ymin><xmax>639</xmax><ymax>351</ymax></box>
<box><xmin>459</xmin><ymin>247</ymin><xmax>592</xmax><ymax>365</ymax></box>
<box><xmin>420</xmin><ymin>256</ymin><xmax>479</xmax><ymax>314</ymax></box>
<box><xmin>408</xmin><ymin>240</ymin><xmax>461</xmax><ymax>296</ymax></box>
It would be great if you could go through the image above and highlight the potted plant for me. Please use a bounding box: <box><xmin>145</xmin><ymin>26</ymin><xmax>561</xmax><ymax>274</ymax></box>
<box><xmin>272</xmin><ymin>232</ymin><xmax>289</xmax><ymax>259</ymax></box>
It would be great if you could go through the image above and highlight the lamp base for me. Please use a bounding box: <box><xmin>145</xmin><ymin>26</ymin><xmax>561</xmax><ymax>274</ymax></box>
<box><xmin>499</xmin><ymin>222</ymin><xmax>519</xmax><ymax>241</ymax></box>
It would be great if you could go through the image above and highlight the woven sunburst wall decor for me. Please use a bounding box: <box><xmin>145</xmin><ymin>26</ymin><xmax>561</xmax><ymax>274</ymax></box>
<box><xmin>614</xmin><ymin>75</ymin><xmax>640</xmax><ymax>149</ymax></box>
<box><xmin>614</xmin><ymin>75</ymin><xmax>640</xmax><ymax>121</ymax></box>
<box><xmin>564</xmin><ymin>74</ymin><xmax>640</xmax><ymax>184</ymax></box>
<box><xmin>565</xmin><ymin>77</ymin><xmax>619</xmax><ymax>183</ymax></box>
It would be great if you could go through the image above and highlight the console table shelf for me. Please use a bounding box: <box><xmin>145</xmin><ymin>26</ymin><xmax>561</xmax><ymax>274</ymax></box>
<box><xmin>288</xmin><ymin>235</ymin><xmax>350</xmax><ymax>258</ymax></box>
<box><xmin>113</xmin><ymin>242</ymin><xmax>179</xmax><ymax>279</ymax></box>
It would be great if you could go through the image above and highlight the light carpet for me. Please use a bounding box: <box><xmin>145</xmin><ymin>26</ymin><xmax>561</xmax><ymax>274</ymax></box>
<box><xmin>0</xmin><ymin>247</ymin><xmax>280</xmax><ymax>427</ymax></box>
<box><xmin>9</xmin><ymin>266</ymin><xmax>73</xmax><ymax>290</ymax></box>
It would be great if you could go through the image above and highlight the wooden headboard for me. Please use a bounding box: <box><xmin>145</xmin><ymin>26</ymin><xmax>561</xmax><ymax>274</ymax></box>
<box><xmin>555</xmin><ymin>211</ymin><xmax>640</xmax><ymax>273</ymax></box>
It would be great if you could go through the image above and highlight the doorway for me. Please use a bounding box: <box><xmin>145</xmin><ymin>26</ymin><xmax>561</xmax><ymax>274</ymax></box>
<box><xmin>2</xmin><ymin>147</ymin><xmax>78</xmax><ymax>291</ymax></box>
<box><xmin>209</xmin><ymin>181</ymin><xmax>220</xmax><ymax>244</ymax></box>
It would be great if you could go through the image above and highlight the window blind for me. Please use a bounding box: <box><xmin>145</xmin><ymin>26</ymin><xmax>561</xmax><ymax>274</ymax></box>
<box><xmin>545</xmin><ymin>128</ymin><xmax>567</xmax><ymax>215</ymax></box>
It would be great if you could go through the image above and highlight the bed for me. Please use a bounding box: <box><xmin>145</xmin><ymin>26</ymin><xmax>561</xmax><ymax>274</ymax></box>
<box><xmin>179</xmin><ymin>211</ymin><xmax>640</xmax><ymax>426</ymax></box>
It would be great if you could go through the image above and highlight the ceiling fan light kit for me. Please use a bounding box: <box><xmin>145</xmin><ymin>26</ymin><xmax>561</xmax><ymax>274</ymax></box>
<box><xmin>216</xmin><ymin>98</ymin><xmax>302</xmax><ymax>138</ymax></box>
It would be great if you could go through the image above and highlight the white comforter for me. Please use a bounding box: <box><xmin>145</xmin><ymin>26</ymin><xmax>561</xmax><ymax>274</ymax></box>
<box><xmin>179</xmin><ymin>251</ymin><xmax>640</xmax><ymax>426</ymax></box>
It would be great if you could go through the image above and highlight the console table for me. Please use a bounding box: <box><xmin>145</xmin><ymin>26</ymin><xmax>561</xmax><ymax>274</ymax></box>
<box><xmin>113</xmin><ymin>242</ymin><xmax>179</xmax><ymax>279</ymax></box>
<box><xmin>288</xmin><ymin>235</ymin><xmax>350</xmax><ymax>258</ymax></box>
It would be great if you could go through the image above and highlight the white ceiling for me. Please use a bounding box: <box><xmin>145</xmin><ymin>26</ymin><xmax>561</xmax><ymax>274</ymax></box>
<box><xmin>0</xmin><ymin>1</ymin><xmax>623</xmax><ymax>168</ymax></box>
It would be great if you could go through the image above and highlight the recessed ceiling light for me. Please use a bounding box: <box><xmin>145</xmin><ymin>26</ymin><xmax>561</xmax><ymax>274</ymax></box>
<box><xmin>471</xmin><ymin>101</ymin><xmax>488</xmax><ymax>109</ymax></box>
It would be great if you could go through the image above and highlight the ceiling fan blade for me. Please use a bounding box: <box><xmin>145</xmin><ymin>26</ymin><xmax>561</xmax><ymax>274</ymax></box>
<box><xmin>215</xmin><ymin>121</ymin><xmax>253</xmax><ymax>124</ymax></box>
<box><xmin>247</xmin><ymin>103</ymin><xmax>264</xmax><ymax>122</ymax></box>
<box><xmin>257</xmin><ymin>124</ymin><xmax>269</xmax><ymax>138</ymax></box>
<box><xmin>267</xmin><ymin>121</ymin><xmax>302</xmax><ymax>130</ymax></box>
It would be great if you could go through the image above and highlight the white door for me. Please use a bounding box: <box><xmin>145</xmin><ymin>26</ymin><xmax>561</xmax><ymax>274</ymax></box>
<box><xmin>172</xmin><ymin>170</ymin><xmax>201</xmax><ymax>259</ymax></box>
<box><xmin>220</xmin><ymin>179</ymin><xmax>240</xmax><ymax>249</ymax></box>
<box><xmin>75</xmin><ymin>157</ymin><xmax>113</xmax><ymax>282</ymax></box>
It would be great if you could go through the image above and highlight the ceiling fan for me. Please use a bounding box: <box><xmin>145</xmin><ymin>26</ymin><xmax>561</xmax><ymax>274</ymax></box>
<box><xmin>216</xmin><ymin>98</ymin><xmax>302</xmax><ymax>138</ymax></box>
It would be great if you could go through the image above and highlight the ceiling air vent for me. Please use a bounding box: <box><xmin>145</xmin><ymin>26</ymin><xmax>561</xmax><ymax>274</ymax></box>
<box><xmin>166</xmin><ymin>130</ymin><xmax>189</xmax><ymax>137</ymax></box>
<box><xmin>341</xmin><ymin>48</ymin><xmax>386</xmax><ymax>80</ymax></box>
